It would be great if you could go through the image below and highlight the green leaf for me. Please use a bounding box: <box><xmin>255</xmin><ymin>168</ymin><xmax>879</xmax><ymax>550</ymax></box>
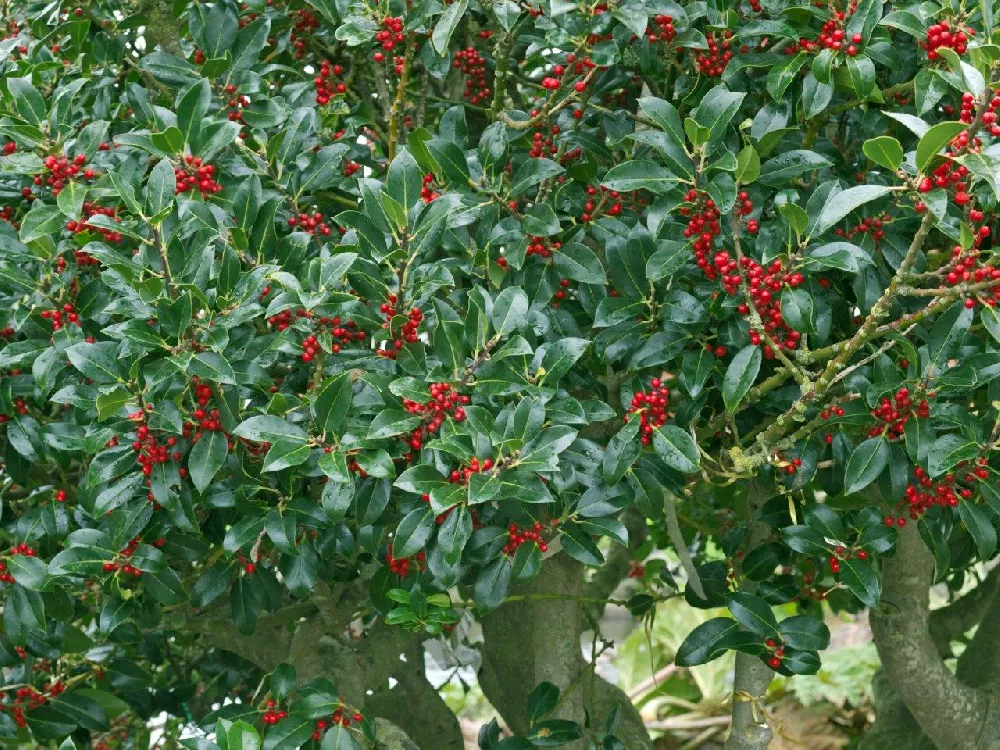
<box><xmin>8</xmin><ymin>77</ymin><xmax>47</xmax><ymax>125</ymax></box>
<box><xmin>66</xmin><ymin>342</ymin><xmax>121</xmax><ymax>384</ymax></box>
<box><xmin>475</xmin><ymin>557</ymin><xmax>511</xmax><ymax>613</ymax></box>
<box><xmin>651</xmin><ymin>425</ymin><xmax>699</xmax><ymax>473</ymax></box>
<box><xmin>916</xmin><ymin>121</ymin><xmax>968</xmax><ymax>174</ymax></box>
<box><xmin>958</xmin><ymin>502</ymin><xmax>997</xmax><ymax>559</ymax></box>
<box><xmin>527</xmin><ymin>682</ymin><xmax>560</xmax><ymax>722</ymax></box>
<box><xmin>726</xmin><ymin>592</ymin><xmax>779</xmax><ymax>636</ymax></box>
<box><xmin>232</xmin><ymin>416</ymin><xmax>308</xmax><ymax>444</ymax></box>
<box><xmin>839</xmin><ymin>558</ymin><xmax>880</xmax><ymax>608</ymax></box>
<box><xmin>368</xmin><ymin>410</ymin><xmax>423</xmax><ymax>440</ymax></box>
<box><xmin>189</xmin><ymin>431</ymin><xmax>228</xmax><ymax>493</ymax></box>
<box><xmin>722</xmin><ymin>345</ymin><xmax>762</xmax><ymax>413</ymax></box>
<box><xmin>781</xmin><ymin>287</ymin><xmax>814</xmax><ymax>333</ymax></box>
<box><xmin>735</xmin><ymin>145</ymin><xmax>761</xmax><ymax>184</ymax></box>
<box><xmin>692</xmin><ymin>86</ymin><xmax>746</xmax><ymax>139</ymax></box>
<box><xmin>844</xmin><ymin>437</ymin><xmax>889</xmax><ymax>494</ymax></box>
<box><xmin>927</xmin><ymin>434</ymin><xmax>980</xmax><ymax>478</ymax></box>
<box><xmin>393</xmin><ymin>507</ymin><xmax>434</xmax><ymax>558</ymax></box>
<box><xmin>432</xmin><ymin>0</ymin><xmax>468</xmax><ymax>53</ymax></box>
<box><xmin>270</xmin><ymin>664</ymin><xmax>297</xmax><ymax>699</ymax></box>
<box><xmin>603</xmin><ymin>419</ymin><xmax>641</xmax><ymax>485</ymax></box>
<box><xmin>144</xmin><ymin>158</ymin><xmax>176</xmax><ymax>217</ymax></box>
<box><xmin>321</xmin><ymin>726</ymin><xmax>360</xmax><ymax>750</ymax></box>
<box><xmin>188</xmin><ymin>352</ymin><xmax>237</xmax><ymax>385</ymax></box>
<box><xmin>313</xmin><ymin>373</ymin><xmax>353</xmax><ymax>434</ymax></box>
<box><xmin>845</xmin><ymin>55</ymin><xmax>876</xmax><ymax>97</ymax></box>
<box><xmin>863</xmin><ymin>136</ymin><xmax>904</xmax><ymax>171</ymax></box>
<box><xmin>601</xmin><ymin>160</ymin><xmax>678</xmax><ymax>193</ymax></box>
<box><xmin>674</xmin><ymin>617</ymin><xmax>741</xmax><ymax>666</ymax></box>
<box><xmin>778</xmin><ymin>615</ymin><xmax>830</xmax><ymax>651</ymax></box>
<box><xmin>261</xmin><ymin>712</ymin><xmax>315</xmax><ymax>750</ymax></box>
<box><xmin>782</xmin><ymin>525</ymin><xmax>830</xmax><ymax>556</ymax></box>
<box><xmin>491</xmin><ymin>287</ymin><xmax>529</xmax><ymax>336</ymax></box>
<box><xmin>8</xmin><ymin>555</ymin><xmax>48</xmax><ymax>590</ymax></box>
<box><xmin>815</xmin><ymin>185</ymin><xmax>894</xmax><ymax>236</ymax></box>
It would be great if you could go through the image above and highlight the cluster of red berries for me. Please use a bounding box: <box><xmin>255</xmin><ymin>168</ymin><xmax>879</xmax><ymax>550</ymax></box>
<box><xmin>448</xmin><ymin>456</ymin><xmax>494</xmax><ymax>485</ymax></box>
<box><xmin>300</xmin><ymin>333</ymin><xmax>322</xmax><ymax>362</ymax></box>
<box><xmin>625</xmin><ymin>378</ymin><xmax>671</xmax><ymax>446</ymax></box>
<box><xmin>0</xmin><ymin>397</ymin><xmax>29</xmax><ymax>423</ymax></box>
<box><xmin>526</xmin><ymin>236</ymin><xmax>558</xmax><ymax>259</ymax></box>
<box><xmin>1</xmin><ymin>682</ymin><xmax>50</xmax><ymax>727</ymax></box>
<box><xmin>311</xmin><ymin>706</ymin><xmax>363</xmax><ymax>738</ymax></box>
<box><xmin>402</xmin><ymin>383</ymin><xmax>469</xmax><ymax>440</ymax></box>
<box><xmin>37</xmin><ymin>153</ymin><xmax>95</xmax><ymax>197</ymax></box>
<box><xmin>322</xmin><ymin>316</ymin><xmax>365</xmax><ymax>354</ymax></box>
<box><xmin>289</xmin><ymin>8</ymin><xmax>320</xmax><ymax>57</ymax></box>
<box><xmin>223</xmin><ymin>86</ymin><xmax>250</xmax><ymax>123</ymax></box>
<box><xmin>0</xmin><ymin>543</ymin><xmax>36</xmax><ymax>584</ymax></box>
<box><xmin>819</xmin><ymin>404</ymin><xmax>846</xmax><ymax>443</ymax></box>
<box><xmin>645</xmin><ymin>14</ymin><xmax>677</xmax><ymax>43</ymax></box>
<box><xmin>827</xmin><ymin>546</ymin><xmax>869</xmax><ymax>576</ymax></box>
<box><xmin>502</xmin><ymin>521</ymin><xmax>549</xmax><ymax>555</ymax></box>
<box><xmin>900</xmin><ymin>460</ymin><xmax>989</xmax><ymax>519</ymax></box>
<box><xmin>261</xmin><ymin>700</ymin><xmax>288</xmax><ymax>725</ymax></box>
<box><xmin>344</xmin><ymin>160</ymin><xmax>361</xmax><ymax>177</ymax></box>
<box><xmin>2</xmin><ymin>141</ymin><xmax>15</xmax><ymax>155</ymax></box>
<box><xmin>174</xmin><ymin>156</ymin><xmax>221</xmax><ymax>196</ymax></box>
<box><xmin>551</xmin><ymin>278</ymin><xmax>572</xmax><ymax>308</ymax></box>
<box><xmin>288</xmin><ymin>210</ymin><xmax>332</xmax><ymax>236</ymax></box>
<box><xmin>765</xmin><ymin>638</ymin><xmax>785</xmax><ymax>669</ymax></box>
<box><xmin>682</xmin><ymin>190</ymin><xmax>725</xmax><ymax>279</ymax></box>
<box><xmin>923</xmin><ymin>18</ymin><xmax>973</xmax><ymax>59</ymax></box>
<box><xmin>943</xmin><ymin>246</ymin><xmax>1000</xmax><ymax>308</ymax></box>
<box><xmin>582</xmin><ymin>185</ymin><xmax>624</xmax><ymax>222</ymax></box>
<box><xmin>454</xmin><ymin>46</ymin><xmax>491</xmax><ymax>104</ymax></box>
<box><xmin>131</xmin><ymin>413</ymin><xmax>183</xmax><ymax>477</ymax></box>
<box><xmin>528</xmin><ymin>124</ymin><xmax>561</xmax><ymax>159</ymax></box>
<box><xmin>314</xmin><ymin>61</ymin><xmax>347</xmax><ymax>105</ymax></box>
<box><xmin>0</xmin><ymin>205</ymin><xmax>16</xmax><ymax>229</ymax></box>
<box><xmin>694</xmin><ymin>31</ymin><xmax>734</xmax><ymax>77</ymax></box>
<box><xmin>65</xmin><ymin>202</ymin><xmax>124</xmax><ymax>244</ymax></box>
<box><xmin>867</xmin><ymin>387</ymin><xmax>930</xmax><ymax>438</ymax></box>
<box><xmin>954</xmin><ymin>91</ymin><xmax>1000</xmax><ymax>136</ymax></box>
<box><xmin>103</xmin><ymin>538</ymin><xmax>144</xmax><ymax>576</ymax></box>
<box><xmin>917</xmin><ymin>160</ymin><xmax>973</xmax><ymax>206</ymax></box>
<box><xmin>40</xmin><ymin>303</ymin><xmax>79</xmax><ymax>331</ymax></box>
<box><xmin>733</xmin><ymin>257</ymin><xmax>803</xmax><ymax>356</ymax></box>
<box><xmin>373</xmin><ymin>16</ymin><xmax>404</xmax><ymax>60</ymax></box>
<box><xmin>784</xmin><ymin>1</ymin><xmax>862</xmax><ymax>56</ymax></box>
<box><xmin>834</xmin><ymin>213</ymin><xmax>890</xmax><ymax>244</ymax></box>
<box><xmin>385</xmin><ymin>546</ymin><xmax>426</xmax><ymax>576</ymax></box>
<box><xmin>420</xmin><ymin>173</ymin><xmax>439</xmax><ymax>203</ymax></box>
<box><xmin>377</xmin><ymin>296</ymin><xmax>422</xmax><ymax>359</ymax></box>
<box><xmin>54</xmin><ymin>488</ymin><xmax>68</xmax><ymax>503</ymax></box>
<box><xmin>777</xmin><ymin>452</ymin><xmax>803</xmax><ymax>475</ymax></box>
<box><xmin>541</xmin><ymin>76</ymin><xmax>562</xmax><ymax>90</ymax></box>
<box><xmin>267</xmin><ymin>308</ymin><xmax>302</xmax><ymax>332</ymax></box>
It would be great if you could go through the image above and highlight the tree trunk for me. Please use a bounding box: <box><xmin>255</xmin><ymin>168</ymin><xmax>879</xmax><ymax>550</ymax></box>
<box><xmin>869</xmin><ymin>523</ymin><xmax>1000</xmax><ymax>750</ymax></box>
<box><xmin>479</xmin><ymin>552</ymin><xmax>653</xmax><ymax>750</ymax></box>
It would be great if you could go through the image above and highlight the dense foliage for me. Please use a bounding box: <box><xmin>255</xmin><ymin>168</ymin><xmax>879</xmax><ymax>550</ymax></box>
<box><xmin>2</xmin><ymin>0</ymin><xmax>1000</xmax><ymax>746</ymax></box>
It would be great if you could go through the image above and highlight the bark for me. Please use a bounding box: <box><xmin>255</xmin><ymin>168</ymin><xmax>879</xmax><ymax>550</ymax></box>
<box><xmin>724</xmin><ymin>484</ymin><xmax>773</xmax><ymax>750</ymax></box>
<box><xmin>187</xmin><ymin>587</ymin><xmax>467</xmax><ymax>749</ymax></box>
<box><xmin>869</xmin><ymin>523</ymin><xmax>1000</xmax><ymax>750</ymax></box>
<box><xmin>479</xmin><ymin>553</ymin><xmax>653</xmax><ymax>750</ymax></box>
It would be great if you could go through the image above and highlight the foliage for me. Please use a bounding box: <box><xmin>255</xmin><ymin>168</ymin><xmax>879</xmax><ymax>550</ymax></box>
<box><xmin>2</xmin><ymin>0</ymin><xmax>1000</xmax><ymax>746</ymax></box>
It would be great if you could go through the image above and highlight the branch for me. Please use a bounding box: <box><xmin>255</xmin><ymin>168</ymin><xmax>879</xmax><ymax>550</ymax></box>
<box><xmin>869</xmin><ymin>522</ymin><xmax>994</xmax><ymax>747</ymax></box>
<box><xmin>929</xmin><ymin>564</ymin><xmax>1000</xmax><ymax>657</ymax></box>
<box><xmin>741</xmin><ymin>212</ymin><xmax>935</xmax><ymax>469</ymax></box>
<box><xmin>665</xmin><ymin>489</ymin><xmax>704</xmax><ymax>600</ymax></box>
<box><xmin>387</xmin><ymin>42</ymin><xmax>416</xmax><ymax>161</ymax></box>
